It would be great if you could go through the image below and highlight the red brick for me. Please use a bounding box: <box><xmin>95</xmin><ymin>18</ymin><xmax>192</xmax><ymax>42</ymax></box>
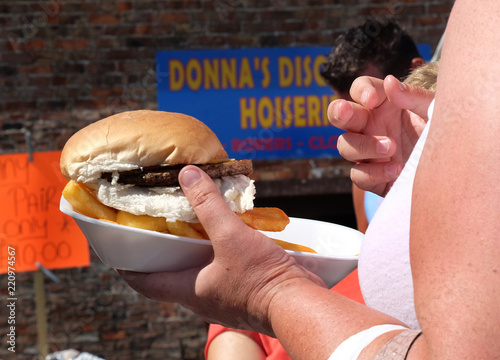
<box><xmin>4</xmin><ymin>101</ymin><xmax>37</xmax><ymax>112</ymax></box>
<box><xmin>187</xmin><ymin>35</ymin><xmax>226</xmax><ymax>47</ymax></box>
<box><xmin>52</xmin><ymin>76</ymin><xmax>67</xmax><ymax>86</ymax></box>
<box><xmin>89</xmin><ymin>13</ymin><xmax>121</xmax><ymax>24</ymax></box>
<box><xmin>74</xmin><ymin>99</ymin><xmax>107</xmax><ymax>109</ymax></box>
<box><xmin>37</xmin><ymin>1</ymin><xmax>61</xmax><ymax>16</ymax></box>
<box><xmin>19</xmin><ymin>64</ymin><xmax>51</xmax><ymax>74</ymax></box>
<box><xmin>87</xmin><ymin>62</ymin><xmax>116</xmax><ymax>73</ymax></box>
<box><xmin>96</xmin><ymin>38</ymin><xmax>120</xmax><ymax>48</ymax></box>
<box><xmin>91</xmin><ymin>87</ymin><xmax>123</xmax><ymax>98</ymax></box>
<box><xmin>156</xmin><ymin>12</ymin><xmax>190</xmax><ymax>23</ymax></box>
<box><xmin>412</xmin><ymin>16</ymin><xmax>444</xmax><ymax>27</ymax></box>
<box><xmin>117</xmin><ymin>2</ymin><xmax>132</xmax><ymax>12</ymax></box>
<box><xmin>118</xmin><ymin>61</ymin><xmax>147</xmax><ymax>73</ymax></box>
<box><xmin>104</xmin><ymin>25</ymin><xmax>135</xmax><ymax>36</ymax></box>
<box><xmin>243</xmin><ymin>22</ymin><xmax>276</xmax><ymax>33</ymax></box>
<box><xmin>227</xmin><ymin>34</ymin><xmax>259</xmax><ymax>47</ymax></box>
<box><xmin>55</xmin><ymin>38</ymin><xmax>88</xmax><ymax>50</ymax></box>
<box><xmin>46</xmin><ymin>14</ymin><xmax>60</xmax><ymax>24</ymax></box>
<box><xmin>39</xmin><ymin>111</ymin><xmax>71</xmax><ymax>121</ymax></box>
<box><xmin>102</xmin><ymin>330</ymin><xmax>127</xmax><ymax>340</ymax></box>
<box><xmin>16</xmin><ymin>38</ymin><xmax>45</xmax><ymax>50</ymax></box>
<box><xmin>134</xmin><ymin>25</ymin><xmax>151</xmax><ymax>35</ymax></box>
<box><xmin>429</xmin><ymin>4</ymin><xmax>454</xmax><ymax>13</ymax></box>
<box><xmin>30</xmin><ymin>76</ymin><xmax>51</xmax><ymax>87</ymax></box>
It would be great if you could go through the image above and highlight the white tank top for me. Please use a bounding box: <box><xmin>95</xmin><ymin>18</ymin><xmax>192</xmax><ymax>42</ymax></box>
<box><xmin>358</xmin><ymin>100</ymin><xmax>434</xmax><ymax>329</ymax></box>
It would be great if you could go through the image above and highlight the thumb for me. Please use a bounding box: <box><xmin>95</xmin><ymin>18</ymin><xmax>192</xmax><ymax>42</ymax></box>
<box><xmin>178</xmin><ymin>165</ymin><xmax>252</xmax><ymax>245</ymax></box>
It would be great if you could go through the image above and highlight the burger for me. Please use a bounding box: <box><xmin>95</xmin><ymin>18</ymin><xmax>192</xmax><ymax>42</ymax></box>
<box><xmin>60</xmin><ymin>110</ymin><xmax>291</xmax><ymax>240</ymax></box>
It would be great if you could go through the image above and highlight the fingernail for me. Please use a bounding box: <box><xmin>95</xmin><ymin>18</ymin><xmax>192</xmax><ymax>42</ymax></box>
<box><xmin>386</xmin><ymin>163</ymin><xmax>399</xmax><ymax>177</ymax></box>
<box><xmin>332</xmin><ymin>102</ymin><xmax>341</xmax><ymax>120</ymax></box>
<box><xmin>361</xmin><ymin>90</ymin><xmax>369</xmax><ymax>105</ymax></box>
<box><xmin>377</xmin><ymin>138</ymin><xmax>391</xmax><ymax>155</ymax></box>
<box><xmin>180</xmin><ymin>168</ymin><xmax>202</xmax><ymax>188</ymax></box>
<box><xmin>399</xmin><ymin>81</ymin><xmax>406</xmax><ymax>92</ymax></box>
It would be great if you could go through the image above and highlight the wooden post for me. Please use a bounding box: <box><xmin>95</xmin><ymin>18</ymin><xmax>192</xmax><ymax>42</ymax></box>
<box><xmin>34</xmin><ymin>270</ymin><xmax>48</xmax><ymax>359</ymax></box>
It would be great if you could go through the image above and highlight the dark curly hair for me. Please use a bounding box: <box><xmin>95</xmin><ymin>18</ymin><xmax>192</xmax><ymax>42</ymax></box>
<box><xmin>320</xmin><ymin>20</ymin><xmax>422</xmax><ymax>93</ymax></box>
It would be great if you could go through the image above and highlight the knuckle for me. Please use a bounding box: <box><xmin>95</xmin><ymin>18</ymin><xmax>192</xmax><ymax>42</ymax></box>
<box><xmin>189</xmin><ymin>185</ymin><xmax>216</xmax><ymax>211</ymax></box>
<box><xmin>351</xmin><ymin>163</ymin><xmax>385</xmax><ymax>193</ymax></box>
<box><xmin>358</xmin><ymin>136</ymin><xmax>373</xmax><ymax>158</ymax></box>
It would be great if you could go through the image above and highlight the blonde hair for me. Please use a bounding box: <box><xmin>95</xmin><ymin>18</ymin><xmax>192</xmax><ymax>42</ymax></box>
<box><xmin>404</xmin><ymin>61</ymin><xmax>439</xmax><ymax>92</ymax></box>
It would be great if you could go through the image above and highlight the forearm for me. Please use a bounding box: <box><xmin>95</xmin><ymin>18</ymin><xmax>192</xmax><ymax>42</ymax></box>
<box><xmin>267</xmin><ymin>278</ymin><xmax>409</xmax><ymax>359</ymax></box>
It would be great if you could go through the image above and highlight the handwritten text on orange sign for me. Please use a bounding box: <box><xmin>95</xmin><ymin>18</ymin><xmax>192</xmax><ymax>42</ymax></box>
<box><xmin>0</xmin><ymin>151</ymin><xmax>89</xmax><ymax>273</ymax></box>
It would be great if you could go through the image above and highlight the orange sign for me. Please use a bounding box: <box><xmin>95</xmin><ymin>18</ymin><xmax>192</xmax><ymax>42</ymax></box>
<box><xmin>0</xmin><ymin>151</ymin><xmax>90</xmax><ymax>273</ymax></box>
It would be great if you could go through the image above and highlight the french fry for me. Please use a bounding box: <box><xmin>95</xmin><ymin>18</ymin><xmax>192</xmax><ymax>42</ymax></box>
<box><xmin>271</xmin><ymin>238</ymin><xmax>317</xmax><ymax>254</ymax></box>
<box><xmin>237</xmin><ymin>207</ymin><xmax>290</xmax><ymax>232</ymax></box>
<box><xmin>166</xmin><ymin>221</ymin><xmax>206</xmax><ymax>239</ymax></box>
<box><xmin>237</xmin><ymin>208</ymin><xmax>315</xmax><ymax>252</ymax></box>
<box><xmin>63</xmin><ymin>180</ymin><xmax>117</xmax><ymax>222</ymax></box>
<box><xmin>190</xmin><ymin>222</ymin><xmax>209</xmax><ymax>240</ymax></box>
<box><xmin>64</xmin><ymin>182</ymin><xmax>313</xmax><ymax>252</ymax></box>
<box><xmin>116</xmin><ymin>210</ymin><xmax>170</xmax><ymax>232</ymax></box>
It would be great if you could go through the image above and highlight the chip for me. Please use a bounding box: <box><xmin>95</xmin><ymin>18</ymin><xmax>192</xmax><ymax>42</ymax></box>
<box><xmin>116</xmin><ymin>210</ymin><xmax>170</xmax><ymax>232</ymax></box>
<box><xmin>62</xmin><ymin>180</ymin><xmax>117</xmax><ymax>222</ymax></box>
<box><xmin>63</xmin><ymin>182</ymin><xmax>315</xmax><ymax>253</ymax></box>
<box><xmin>271</xmin><ymin>239</ymin><xmax>316</xmax><ymax>254</ymax></box>
<box><xmin>237</xmin><ymin>207</ymin><xmax>290</xmax><ymax>232</ymax></box>
<box><xmin>166</xmin><ymin>221</ymin><xmax>205</xmax><ymax>239</ymax></box>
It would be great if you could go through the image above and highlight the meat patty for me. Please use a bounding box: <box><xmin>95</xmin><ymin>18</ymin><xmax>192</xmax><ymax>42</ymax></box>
<box><xmin>101</xmin><ymin>159</ymin><xmax>253</xmax><ymax>187</ymax></box>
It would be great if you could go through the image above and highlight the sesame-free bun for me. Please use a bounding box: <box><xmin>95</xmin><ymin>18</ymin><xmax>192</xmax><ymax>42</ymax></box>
<box><xmin>60</xmin><ymin>110</ymin><xmax>228</xmax><ymax>182</ymax></box>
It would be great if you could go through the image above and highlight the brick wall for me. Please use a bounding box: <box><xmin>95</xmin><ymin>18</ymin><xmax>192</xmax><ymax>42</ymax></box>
<box><xmin>2</xmin><ymin>252</ymin><xmax>207</xmax><ymax>360</ymax></box>
<box><xmin>0</xmin><ymin>1</ymin><xmax>454</xmax><ymax>359</ymax></box>
<box><xmin>1</xmin><ymin>0</ymin><xmax>452</xmax><ymax>153</ymax></box>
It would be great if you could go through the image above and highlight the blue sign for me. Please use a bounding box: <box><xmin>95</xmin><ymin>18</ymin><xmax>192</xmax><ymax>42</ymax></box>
<box><xmin>156</xmin><ymin>45</ymin><xmax>431</xmax><ymax>161</ymax></box>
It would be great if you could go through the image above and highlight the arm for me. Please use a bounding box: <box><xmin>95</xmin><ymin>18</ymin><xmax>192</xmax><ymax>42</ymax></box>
<box><xmin>352</xmin><ymin>183</ymin><xmax>369</xmax><ymax>233</ymax></box>
<box><xmin>270</xmin><ymin>5</ymin><xmax>500</xmax><ymax>354</ymax></box>
<box><xmin>207</xmin><ymin>330</ymin><xmax>266</xmax><ymax>360</ymax></box>
<box><xmin>118</xmin><ymin>2</ymin><xmax>499</xmax><ymax>359</ymax></box>
<box><xmin>119</xmin><ymin>165</ymin><xmax>410</xmax><ymax>359</ymax></box>
<box><xmin>410</xmin><ymin>0</ymin><xmax>500</xmax><ymax>358</ymax></box>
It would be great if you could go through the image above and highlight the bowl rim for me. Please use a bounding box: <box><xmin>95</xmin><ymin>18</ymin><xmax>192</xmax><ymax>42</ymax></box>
<box><xmin>59</xmin><ymin>196</ymin><xmax>212</xmax><ymax>246</ymax></box>
<box><xmin>59</xmin><ymin>195</ymin><xmax>361</xmax><ymax>260</ymax></box>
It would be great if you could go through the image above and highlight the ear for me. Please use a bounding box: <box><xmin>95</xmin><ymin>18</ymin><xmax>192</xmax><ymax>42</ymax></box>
<box><xmin>410</xmin><ymin>57</ymin><xmax>426</xmax><ymax>70</ymax></box>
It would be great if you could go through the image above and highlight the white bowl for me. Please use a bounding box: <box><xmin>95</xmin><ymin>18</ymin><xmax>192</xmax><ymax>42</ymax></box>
<box><xmin>60</xmin><ymin>196</ymin><xmax>362</xmax><ymax>288</ymax></box>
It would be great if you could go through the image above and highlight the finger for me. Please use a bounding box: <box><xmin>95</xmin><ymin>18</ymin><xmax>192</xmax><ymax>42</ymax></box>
<box><xmin>350</xmin><ymin>161</ymin><xmax>401</xmax><ymax>196</ymax></box>
<box><xmin>384</xmin><ymin>75</ymin><xmax>435</xmax><ymax>119</ymax></box>
<box><xmin>178</xmin><ymin>165</ymin><xmax>253</xmax><ymax>245</ymax></box>
<box><xmin>349</xmin><ymin>76</ymin><xmax>387</xmax><ymax>109</ymax></box>
<box><xmin>328</xmin><ymin>99</ymin><xmax>372</xmax><ymax>133</ymax></box>
<box><xmin>337</xmin><ymin>133</ymin><xmax>397</xmax><ymax>162</ymax></box>
<box><xmin>117</xmin><ymin>268</ymin><xmax>199</xmax><ymax>305</ymax></box>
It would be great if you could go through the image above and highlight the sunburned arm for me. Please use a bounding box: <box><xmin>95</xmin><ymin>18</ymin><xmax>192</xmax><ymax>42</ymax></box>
<box><xmin>267</xmin><ymin>279</ymin><xmax>412</xmax><ymax>359</ymax></box>
<box><xmin>268</xmin><ymin>1</ymin><xmax>500</xmax><ymax>359</ymax></box>
<box><xmin>410</xmin><ymin>0</ymin><xmax>500</xmax><ymax>358</ymax></box>
<box><xmin>119</xmin><ymin>3</ymin><xmax>499</xmax><ymax>357</ymax></box>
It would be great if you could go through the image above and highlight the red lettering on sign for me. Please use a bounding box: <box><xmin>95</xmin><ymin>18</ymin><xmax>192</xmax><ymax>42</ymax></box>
<box><xmin>231</xmin><ymin>137</ymin><xmax>292</xmax><ymax>152</ymax></box>
<box><xmin>309</xmin><ymin>135</ymin><xmax>338</xmax><ymax>150</ymax></box>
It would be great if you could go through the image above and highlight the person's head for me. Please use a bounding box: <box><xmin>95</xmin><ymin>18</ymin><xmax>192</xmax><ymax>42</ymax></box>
<box><xmin>403</xmin><ymin>60</ymin><xmax>439</xmax><ymax>92</ymax></box>
<box><xmin>320</xmin><ymin>20</ymin><xmax>425</xmax><ymax>100</ymax></box>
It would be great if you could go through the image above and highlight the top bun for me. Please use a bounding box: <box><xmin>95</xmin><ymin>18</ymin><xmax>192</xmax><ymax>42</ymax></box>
<box><xmin>60</xmin><ymin>110</ymin><xmax>228</xmax><ymax>182</ymax></box>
